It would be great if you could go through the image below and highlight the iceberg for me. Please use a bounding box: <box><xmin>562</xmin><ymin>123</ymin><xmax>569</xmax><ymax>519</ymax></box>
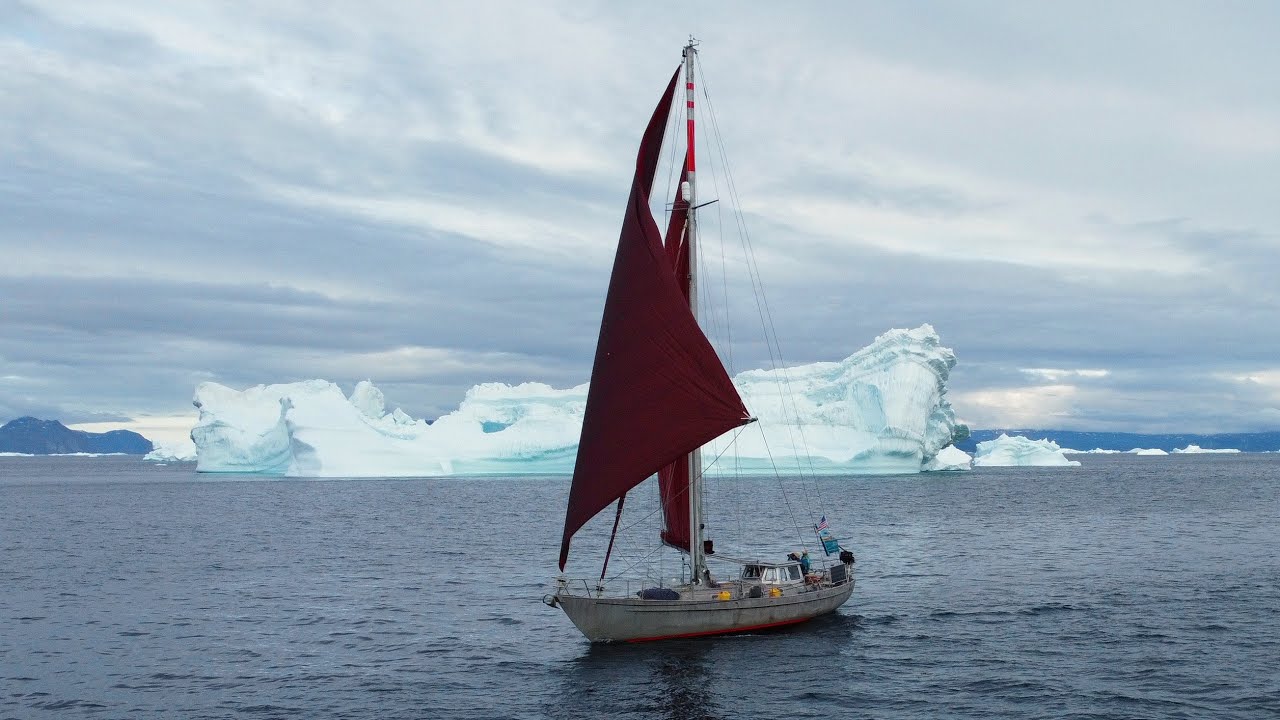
<box><xmin>192</xmin><ymin>325</ymin><xmax>966</xmax><ymax>477</ymax></box>
<box><xmin>1130</xmin><ymin>448</ymin><xmax>1169</xmax><ymax>456</ymax></box>
<box><xmin>144</xmin><ymin>439</ymin><xmax>198</xmax><ymax>462</ymax></box>
<box><xmin>1171</xmin><ymin>444</ymin><xmax>1240</xmax><ymax>454</ymax></box>
<box><xmin>972</xmin><ymin>434</ymin><xmax>1081</xmax><ymax>467</ymax></box>
<box><xmin>922</xmin><ymin>445</ymin><xmax>972</xmax><ymax>472</ymax></box>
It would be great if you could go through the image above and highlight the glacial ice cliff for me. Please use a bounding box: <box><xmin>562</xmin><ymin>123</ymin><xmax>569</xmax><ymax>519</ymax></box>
<box><xmin>192</xmin><ymin>325</ymin><xmax>966</xmax><ymax>477</ymax></box>
<box><xmin>972</xmin><ymin>434</ymin><xmax>1081</xmax><ymax>467</ymax></box>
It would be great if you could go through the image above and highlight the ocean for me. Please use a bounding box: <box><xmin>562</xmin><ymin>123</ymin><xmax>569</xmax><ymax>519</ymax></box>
<box><xmin>2</xmin><ymin>454</ymin><xmax>1277</xmax><ymax>719</ymax></box>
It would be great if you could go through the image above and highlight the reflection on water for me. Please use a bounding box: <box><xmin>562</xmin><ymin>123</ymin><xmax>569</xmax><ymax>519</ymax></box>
<box><xmin>550</xmin><ymin>614</ymin><xmax>868</xmax><ymax>720</ymax></box>
<box><xmin>653</xmin><ymin>643</ymin><xmax>720</xmax><ymax>720</ymax></box>
<box><xmin>554</xmin><ymin>641</ymin><xmax>721</xmax><ymax>720</ymax></box>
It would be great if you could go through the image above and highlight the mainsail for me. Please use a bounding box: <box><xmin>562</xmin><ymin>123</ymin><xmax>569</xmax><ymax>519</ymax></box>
<box><xmin>557</xmin><ymin>68</ymin><xmax>752</xmax><ymax>571</ymax></box>
<box><xmin>658</xmin><ymin>161</ymin><xmax>692</xmax><ymax>551</ymax></box>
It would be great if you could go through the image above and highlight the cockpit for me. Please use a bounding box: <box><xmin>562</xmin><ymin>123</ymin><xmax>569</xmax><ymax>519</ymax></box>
<box><xmin>741</xmin><ymin>562</ymin><xmax>803</xmax><ymax>585</ymax></box>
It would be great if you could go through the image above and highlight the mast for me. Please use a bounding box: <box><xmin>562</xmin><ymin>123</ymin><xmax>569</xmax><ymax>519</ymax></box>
<box><xmin>558</xmin><ymin>60</ymin><xmax>752</xmax><ymax>574</ymax></box>
<box><xmin>683</xmin><ymin>37</ymin><xmax>708</xmax><ymax>585</ymax></box>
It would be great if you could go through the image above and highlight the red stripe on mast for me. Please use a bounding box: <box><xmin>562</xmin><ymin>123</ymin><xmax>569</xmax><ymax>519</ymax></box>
<box><xmin>686</xmin><ymin>120</ymin><xmax>696</xmax><ymax>172</ymax></box>
<box><xmin>686</xmin><ymin>119</ymin><xmax>695</xmax><ymax>173</ymax></box>
<box><xmin>686</xmin><ymin>74</ymin><xmax>696</xmax><ymax>173</ymax></box>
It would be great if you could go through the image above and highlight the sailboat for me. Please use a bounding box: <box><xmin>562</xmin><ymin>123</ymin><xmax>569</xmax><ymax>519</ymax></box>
<box><xmin>544</xmin><ymin>40</ymin><xmax>855</xmax><ymax>643</ymax></box>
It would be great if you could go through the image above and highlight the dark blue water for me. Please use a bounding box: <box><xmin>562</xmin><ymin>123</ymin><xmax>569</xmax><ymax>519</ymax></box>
<box><xmin>2</xmin><ymin>455</ymin><xmax>1278</xmax><ymax>719</ymax></box>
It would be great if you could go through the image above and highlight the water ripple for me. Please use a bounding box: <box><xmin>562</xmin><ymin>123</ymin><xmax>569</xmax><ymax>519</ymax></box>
<box><xmin>2</xmin><ymin>455</ymin><xmax>1278</xmax><ymax>719</ymax></box>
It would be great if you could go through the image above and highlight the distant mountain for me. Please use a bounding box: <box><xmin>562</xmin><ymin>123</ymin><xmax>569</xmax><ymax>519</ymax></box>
<box><xmin>956</xmin><ymin>429</ymin><xmax>1280</xmax><ymax>454</ymax></box>
<box><xmin>0</xmin><ymin>417</ymin><xmax>153</xmax><ymax>455</ymax></box>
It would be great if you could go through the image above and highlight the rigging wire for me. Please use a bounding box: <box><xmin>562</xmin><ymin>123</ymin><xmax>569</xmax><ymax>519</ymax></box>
<box><xmin>682</xmin><ymin>68</ymin><xmax>751</xmax><ymax>554</ymax></box>
<box><xmin>697</xmin><ymin>59</ymin><xmax>835</xmax><ymax>538</ymax></box>
<box><xmin>691</xmin><ymin>95</ymin><xmax>723</xmax><ymax>545</ymax></box>
<box><xmin>694</xmin><ymin>60</ymin><xmax>816</xmax><ymax>549</ymax></box>
<box><xmin>661</xmin><ymin>81</ymin><xmax>683</xmax><ymax>229</ymax></box>
<box><xmin>603</xmin><ymin>426</ymin><xmax>751</xmax><ymax>582</ymax></box>
<box><xmin>609</xmin><ymin>425</ymin><xmax>746</xmax><ymax>542</ymax></box>
<box><xmin>696</xmin><ymin>81</ymin><xmax>746</xmax><ymax>551</ymax></box>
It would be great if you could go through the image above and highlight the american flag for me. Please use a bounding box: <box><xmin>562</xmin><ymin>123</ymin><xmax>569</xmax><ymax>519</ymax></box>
<box><xmin>816</xmin><ymin>516</ymin><xmax>830</xmax><ymax>532</ymax></box>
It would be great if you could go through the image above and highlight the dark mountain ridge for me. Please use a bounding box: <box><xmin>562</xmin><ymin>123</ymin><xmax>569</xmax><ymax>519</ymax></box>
<box><xmin>0</xmin><ymin>417</ymin><xmax>153</xmax><ymax>455</ymax></box>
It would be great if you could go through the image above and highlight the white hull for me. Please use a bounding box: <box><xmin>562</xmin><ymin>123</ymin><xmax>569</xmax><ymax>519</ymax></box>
<box><xmin>553</xmin><ymin>578</ymin><xmax>854</xmax><ymax>643</ymax></box>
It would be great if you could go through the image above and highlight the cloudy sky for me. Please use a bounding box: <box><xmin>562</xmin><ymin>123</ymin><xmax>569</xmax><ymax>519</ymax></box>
<box><xmin>3</xmin><ymin>1</ymin><xmax>1279</xmax><ymax>444</ymax></box>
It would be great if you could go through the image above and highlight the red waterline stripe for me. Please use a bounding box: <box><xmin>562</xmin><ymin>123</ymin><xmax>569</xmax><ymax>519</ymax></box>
<box><xmin>623</xmin><ymin>615</ymin><xmax>812</xmax><ymax>643</ymax></box>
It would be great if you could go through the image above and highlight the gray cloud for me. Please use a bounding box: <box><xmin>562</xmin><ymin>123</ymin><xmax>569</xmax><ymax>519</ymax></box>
<box><xmin>2</xmin><ymin>1</ymin><xmax>1278</xmax><ymax>437</ymax></box>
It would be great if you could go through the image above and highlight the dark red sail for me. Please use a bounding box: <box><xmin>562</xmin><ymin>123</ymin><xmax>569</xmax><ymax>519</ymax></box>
<box><xmin>657</xmin><ymin>458</ymin><xmax>691</xmax><ymax>550</ymax></box>
<box><xmin>664</xmin><ymin>163</ymin><xmax>691</xmax><ymax>300</ymax></box>
<box><xmin>657</xmin><ymin>161</ymin><xmax>693</xmax><ymax>551</ymax></box>
<box><xmin>558</xmin><ymin>70</ymin><xmax>752</xmax><ymax>571</ymax></box>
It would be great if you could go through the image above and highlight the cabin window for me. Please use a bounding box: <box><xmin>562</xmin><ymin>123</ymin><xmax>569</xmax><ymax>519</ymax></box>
<box><xmin>742</xmin><ymin>565</ymin><xmax>761</xmax><ymax>579</ymax></box>
<box><xmin>787</xmin><ymin>566</ymin><xmax>802</xmax><ymax>581</ymax></box>
<box><xmin>762</xmin><ymin>569</ymin><xmax>777</xmax><ymax>583</ymax></box>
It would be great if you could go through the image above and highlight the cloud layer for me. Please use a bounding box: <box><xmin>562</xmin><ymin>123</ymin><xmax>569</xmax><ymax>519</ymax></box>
<box><xmin>3</xmin><ymin>1</ymin><xmax>1278</xmax><ymax>439</ymax></box>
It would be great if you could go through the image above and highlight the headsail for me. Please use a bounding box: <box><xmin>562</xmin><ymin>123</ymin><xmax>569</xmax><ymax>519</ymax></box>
<box><xmin>558</xmin><ymin>69</ymin><xmax>752</xmax><ymax>571</ymax></box>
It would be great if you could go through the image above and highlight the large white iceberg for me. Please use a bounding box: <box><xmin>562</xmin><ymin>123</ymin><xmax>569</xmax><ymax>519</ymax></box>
<box><xmin>972</xmin><ymin>434</ymin><xmax>1081</xmax><ymax>467</ymax></box>
<box><xmin>1130</xmin><ymin>448</ymin><xmax>1169</xmax><ymax>456</ymax></box>
<box><xmin>191</xmin><ymin>325</ymin><xmax>965</xmax><ymax>477</ymax></box>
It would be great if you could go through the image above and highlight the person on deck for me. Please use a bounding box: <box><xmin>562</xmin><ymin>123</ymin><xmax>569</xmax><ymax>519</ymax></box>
<box><xmin>800</xmin><ymin>551</ymin><xmax>811</xmax><ymax>575</ymax></box>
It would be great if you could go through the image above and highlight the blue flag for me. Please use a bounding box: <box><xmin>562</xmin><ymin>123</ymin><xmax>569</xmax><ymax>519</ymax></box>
<box><xmin>815</xmin><ymin>519</ymin><xmax>840</xmax><ymax>555</ymax></box>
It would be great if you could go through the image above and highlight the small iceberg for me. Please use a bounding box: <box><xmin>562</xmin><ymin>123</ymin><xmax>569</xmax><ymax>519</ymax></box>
<box><xmin>1130</xmin><ymin>448</ymin><xmax>1169</xmax><ymax>456</ymax></box>
<box><xmin>1171</xmin><ymin>444</ymin><xmax>1240</xmax><ymax>454</ymax></box>
<box><xmin>973</xmin><ymin>434</ymin><xmax>1081</xmax><ymax>467</ymax></box>
<box><xmin>144</xmin><ymin>439</ymin><xmax>198</xmax><ymax>462</ymax></box>
<box><xmin>922</xmin><ymin>445</ymin><xmax>972</xmax><ymax>472</ymax></box>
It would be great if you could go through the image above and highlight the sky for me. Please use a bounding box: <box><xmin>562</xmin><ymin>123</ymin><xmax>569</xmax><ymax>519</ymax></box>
<box><xmin>2</xmin><ymin>1</ymin><xmax>1279</xmax><ymax>446</ymax></box>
